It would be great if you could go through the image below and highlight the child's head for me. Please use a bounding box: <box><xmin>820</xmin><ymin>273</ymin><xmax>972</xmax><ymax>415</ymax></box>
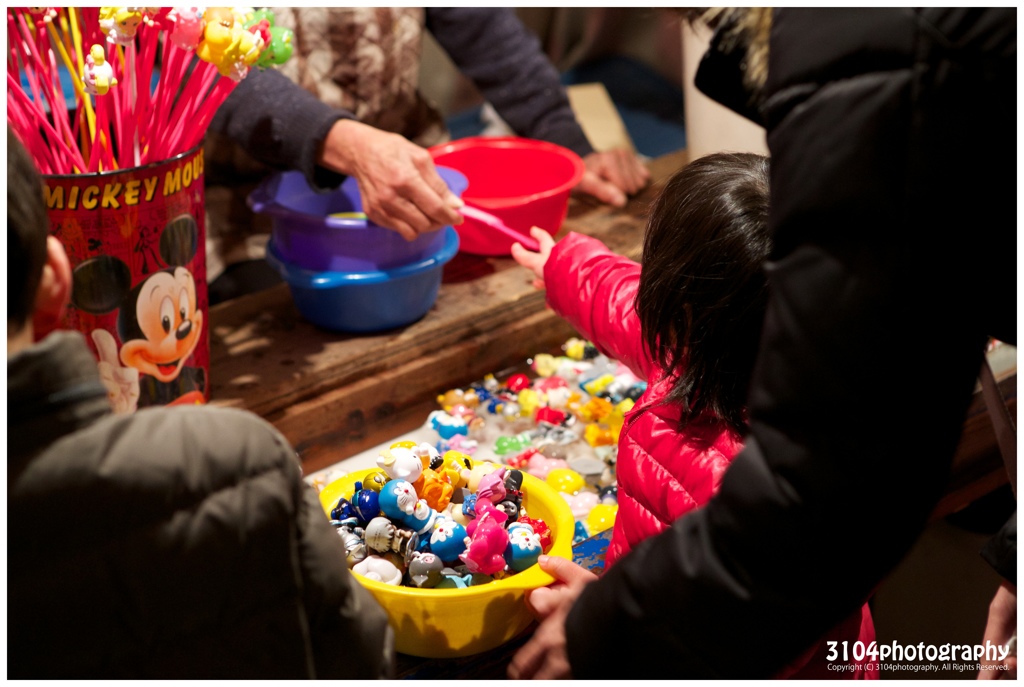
<box><xmin>8</xmin><ymin>127</ymin><xmax>49</xmax><ymax>333</ymax></box>
<box><xmin>637</xmin><ymin>152</ymin><xmax>771</xmax><ymax>435</ymax></box>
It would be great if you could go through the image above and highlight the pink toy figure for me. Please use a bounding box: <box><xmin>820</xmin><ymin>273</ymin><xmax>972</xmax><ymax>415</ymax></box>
<box><xmin>459</xmin><ymin>509</ymin><xmax>508</xmax><ymax>575</ymax></box>
<box><xmin>166</xmin><ymin>7</ymin><xmax>205</xmax><ymax>50</ymax></box>
<box><xmin>82</xmin><ymin>44</ymin><xmax>118</xmax><ymax>96</ymax></box>
<box><xmin>475</xmin><ymin>466</ymin><xmax>508</xmax><ymax>504</ymax></box>
<box><xmin>466</xmin><ymin>498</ymin><xmax>508</xmax><ymax>537</ymax></box>
<box><xmin>99</xmin><ymin>7</ymin><xmax>144</xmax><ymax>46</ymax></box>
<box><xmin>526</xmin><ymin>452</ymin><xmax>568</xmax><ymax>480</ymax></box>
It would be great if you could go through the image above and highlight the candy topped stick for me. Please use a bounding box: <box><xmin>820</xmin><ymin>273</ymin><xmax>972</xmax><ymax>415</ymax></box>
<box><xmin>82</xmin><ymin>44</ymin><xmax>117</xmax><ymax>96</ymax></box>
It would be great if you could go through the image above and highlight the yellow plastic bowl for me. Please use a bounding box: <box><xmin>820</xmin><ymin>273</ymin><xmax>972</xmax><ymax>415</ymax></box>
<box><xmin>319</xmin><ymin>467</ymin><xmax>575</xmax><ymax>658</ymax></box>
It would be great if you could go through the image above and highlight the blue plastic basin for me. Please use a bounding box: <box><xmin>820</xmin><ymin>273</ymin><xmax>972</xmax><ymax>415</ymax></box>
<box><xmin>265</xmin><ymin>227</ymin><xmax>460</xmax><ymax>333</ymax></box>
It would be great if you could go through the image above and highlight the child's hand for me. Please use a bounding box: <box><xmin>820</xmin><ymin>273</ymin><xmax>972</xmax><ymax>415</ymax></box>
<box><xmin>511</xmin><ymin>227</ymin><xmax>555</xmax><ymax>289</ymax></box>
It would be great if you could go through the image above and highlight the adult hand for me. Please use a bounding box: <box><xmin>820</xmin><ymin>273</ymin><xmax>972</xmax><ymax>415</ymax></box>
<box><xmin>575</xmin><ymin>148</ymin><xmax>650</xmax><ymax>207</ymax></box>
<box><xmin>510</xmin><ymin>226</ymin><xmax>556</xmax><ymax>290</ymax></box>
<box><xmin>317</xmin><ymin>119</ymin><xmax>464</xmax><ymax>241</ymax></box>
<box><xmin>979</xmin><ymin>581</ymin><xmax>1017</xmax><ymax>680</ymax></box>
<box><xmin>507</xmin><ymin>554</ymin><xmax>598</xmax><ymax>680</ymax></box>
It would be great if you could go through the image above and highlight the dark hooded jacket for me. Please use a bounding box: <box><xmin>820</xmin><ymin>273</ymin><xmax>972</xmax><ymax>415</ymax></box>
<box><xmin>564</xmin><ymin>8</ymin><xmax>1016</xmax><ymax>678</ymax></box>
<box><xmin>9</xmin><ymin>331</ymin><xmax>394</xmax><ymax>679</ymax></box>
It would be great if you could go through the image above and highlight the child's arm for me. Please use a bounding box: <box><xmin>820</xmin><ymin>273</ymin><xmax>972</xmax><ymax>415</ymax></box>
<box><xmin>512</xmin><ymin>229</ymin><xmax>655</xmax><ymax>380</ymax></box>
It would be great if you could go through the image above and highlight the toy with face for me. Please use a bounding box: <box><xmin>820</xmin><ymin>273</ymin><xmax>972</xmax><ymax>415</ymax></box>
<box><xmin>82</xmin><ymin>44</ymin><xmax>117</xmax><ymax>96</ymax></box>
<box><xmin>428</xmin><ymin>518</ymin><xmax>468</xmax><ymax>563</ymax></box>
<box><xmin>364</xmin><ymin>516</ymin><xmax>419</xmax><ymax>564</ymax></box>
<box><xmin>99</xmin><ymin>6</ymin><xmax>143</xmax><ymax>45</ymax></box>
<box><xmin>459</xmin><ymin>510</ymin><xmax>509</xmax><ymax>575</ymax></box>
<box><xmin>377</xmin><ymin>445</ymin><xmax>423</xmax><ymax>484</ymax></box>
<box><xmin>412</xmin><ymin>468</ymin><xmax>454</xmax><ymax>512</ymax></box>
<box><xmin>407</xmin><ymin>551</ymin><xmax>445</xmax><ymax>588</ymax></box>
<box><xmin>379</xmin><ymin>480</ymin><xmax>439</xmax><ymax>536</ymax></box>
<box><xmin>505</xmin><ymin>522</ymin><xmax>543</xmax><ymax>572</ymax></box>
<box><xmin>351</xmin><ymin>483</ymin><xmax>381</xmax><ymax>524</ymax></box>
<box><xmin>475</xmin><ymin>466</ymin><xmax>508</xmax><ymax>504</ymax></box>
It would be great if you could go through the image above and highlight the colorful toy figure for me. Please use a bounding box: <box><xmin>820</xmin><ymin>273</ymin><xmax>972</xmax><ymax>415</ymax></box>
<box><xmin>82</xmin><ymin>44</ymin><xmax>117</xmax><ymax>96</ymax></box>
<box><xmin>166</xmin><ymin>7</ymin><xmax>205</xmax><ymax>50</ymax></box>
<box><xmin>28</xmin><ymin>7</ymin><xmax>58</xmax><ymax>27</ymax></box>
<box><xmin>99</xmin><ymin>6</ymin><xmax>143</xmax><ymax>45</ymax></box>
<box><xmin>547</xmin><ymin>467</ymin><xmax>586</xmax><ymax>495</ymax></box>
<box><xmin>428</xmin><ymin>409</ymin><xmax>469</xmax><ymax>439</ymax></box>
<box><xmin>353</xmin><ymin>554</ymin><xmax>404</xmax><ymax>586</ymax></box>
<box><xmin>376</xmin><ymin>444</ymin><xmax>423</xmax><ymax>484</ymax></box>
<box><xmin>351</xmin><ymin>481</ymin><xmax>381</xmax><ymax>523</ymax></box>
<box><xmin>494</xmin><ymin>433</ymin><xmax>531</xmax><ymax>456</ymax></box>
<box><xmin>334</xmin><ymin>525</ymin><xmax>368</xmax><ymax>567</ymax></box>
<box><xmin>412</xmin><ymin>467</ymin><xmax>454</xmax><ymax>511</ymax></box>
<box><xmin>437</xmin><ymin>387</ymin><xmax>479</xmax><ymax>412</ymax></box>
<box><xmin>378</xmin><ymin>479</ymin><xmax>439</xmax><ymax>536</ymax></box>
<box><xmin>428</xmin><ymin>519</ymin><xmax>468</xmax><ymax>563</ymax></box>
<box><xmin>505</xmin><ymin>373</ymin><xmax>531</xmax><ymax>393</ymax></box>
<box><xmin>407</xmin><ymin>551</ymin><xmax>445</xmax><ymax>588</ymax></box>
<box><xmin>526</xmin><ymin>453</ymin><xmax>568</xmax><ymax>480</ymax></box>
<box><xmin>196</xmin><ymin>7</ymin><xmax>265</xmax><ymax>81</ymax></box>
<box><xmin>364</xmin><ymin>516</ymin><xmax>419</xmax><ymax>564</ymax></box>
<box><xmin>459</xmin><ymin>509</ymin><xmax>509</xmax><ymax>575</ymax></box>
<box><xmin>505</xmin><ymin>521</ymin><xmax>543</xmax><ymax>572</ymax></box>
<box><xmin>475</xmin><ymin>466</ymin><xmax>508</xmax><ymax>504</ymax></box>
<box><xmin>517</xmin><ymin>515</ymin><xmax>553</xmax><ymax>551</ymax></box>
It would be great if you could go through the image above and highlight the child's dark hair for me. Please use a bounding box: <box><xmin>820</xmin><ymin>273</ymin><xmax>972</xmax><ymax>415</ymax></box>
<box><xmin>8</xmin><ymin>127</ymin><xmax>50</xmax><ymax>329</ymax></box>
<box><xmin>636</xmin><ymin>152</ymin><xmax>771</xmax><ymax>436</ymax></box>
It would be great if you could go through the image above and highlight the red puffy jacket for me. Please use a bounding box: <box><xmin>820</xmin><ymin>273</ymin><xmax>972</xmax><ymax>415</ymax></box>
<box><xmin>544</xmin><ymin>232</ymin><xmax>876</xmax><ymax>679</ymax></box>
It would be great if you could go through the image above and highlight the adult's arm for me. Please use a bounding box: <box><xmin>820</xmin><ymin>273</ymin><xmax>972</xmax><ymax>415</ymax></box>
<box><xmin>211</xmin><ymin>68</ymin><xmax>463</xmax><ymax>239</ymax></box>
<box><xmin>562</xmin><ymin>8</ymin><xmax>1017</xmax><ymax>678</ymax></box>
<box><xmin>211</xmin><ymin>67</ymin><xmax>352</xmax><ymax>191</ymax></box>
<box><xmin>426</xmin><ymin>8</ymin><xmax>592</xmax><ymax>158</ymax></box>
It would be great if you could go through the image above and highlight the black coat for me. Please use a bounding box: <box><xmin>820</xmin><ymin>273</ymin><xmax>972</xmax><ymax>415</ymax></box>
<box><xmin>565</xmin><ymin>8</ymin><xmax>1016</xmax><ymax>678</ymax></box>
<box><xmin>8</xmin><ymin>332</ymin><xmax>394</xmax><ymax>678</ymax></box>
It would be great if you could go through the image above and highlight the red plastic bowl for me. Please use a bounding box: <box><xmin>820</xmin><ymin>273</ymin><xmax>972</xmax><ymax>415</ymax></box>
<box><xmin>430</xmin><ymin>137</ymin><xmax>585</xmax><ymax>256</ymax></box>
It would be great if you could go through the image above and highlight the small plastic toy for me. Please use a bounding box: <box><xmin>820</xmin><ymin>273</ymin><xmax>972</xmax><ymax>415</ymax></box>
<box><xmin>505</xmin><ymin>373</ymin><xmax>531</xmax><ymax>393</ymax></box>
<box><xmin>505</xmin><ymin>521</ymin><xmax>543</xmax><ymax>572</ymax></box>
<box><xmin>165</xmin><ymin>7</ymin><xmax>205</xmax><ymax>50</ymax></box>
<box><xmin>378</xmin><ymin>479</ymin><xmax>440</xmax><ymax>536</ymax></box>
<box><xmin>364</xmin><ymin>516</ymin><xmax>419</xmax><ymax>564</ymax></box>
<box><xmin>82</xmin><ymin>44</ymin><xmax>117</xmax><ymax>96</ymax></box>
<box><xmin>412</xmin><ymin>467</ymin><xmax>454</xmax><ymax>511</ymax></box>
<box><xmin>475</xmin><ymin>466</ymin><xmax>508</xmax><ymax>504</ymax></box>
<box><xmin>99</xmin><ymin>6</ymin><xmax>144</xmax><ymax>45</ymax></box>
<box><xmin>351</xmin><ymin>482</ymin><xmax>381</xmax><ymax>523</ymax></box>
<box><xmin>428</xmin><ymin>409</ymin><xmax>469</xmax><ymax>439</ymax></box>
<box><xmin>460</xmin><ymin>509</ymin><xmax>509</xmax><ymax>575</ymax></box>
<box><xmin>354</xmin><ymin>554</ymin><xmax>404</xmax><ymax>586</ymax></box>
<box><xmin>377</xmin><ymin>444</ymin><xmax>423</xmax><ymax>483</ymax></box>
<box><xmin>428</xmin><ymin>519</ymin><xmax>468</xmax><ymax>563</ymax></box>
<box><xmin>526</xmin><ymin>453</ymin><xmax>568</xmax><ymax>480</ymax></box>
<box><xmin>407</xmin><ymin>551</ymin><xmax>445</xmax><ymax>588</ymax></box>
<box><xmin>561</xmin><ymin>490</ymin><xmax>599</xmax><ymax>520</ymax></box>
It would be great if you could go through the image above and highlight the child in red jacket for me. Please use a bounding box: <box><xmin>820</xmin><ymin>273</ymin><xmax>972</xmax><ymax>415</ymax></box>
<box><xmin>512</xmin><ymin>152</ymin><xmax>875</xmax><ymax>679</ymax></box>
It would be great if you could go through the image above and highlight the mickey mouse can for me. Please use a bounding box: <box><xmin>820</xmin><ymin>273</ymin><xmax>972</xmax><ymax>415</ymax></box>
<box><xmin>43</xmin><ymin>145</ymin><xmax>209</xmax><ymax>412</ymax></box>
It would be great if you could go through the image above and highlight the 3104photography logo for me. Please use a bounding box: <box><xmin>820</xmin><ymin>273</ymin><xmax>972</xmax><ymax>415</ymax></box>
<box><xmin>825</xmin><ymin>640</ymin><xmax>1015</xmax><ymax>675</ymax></box>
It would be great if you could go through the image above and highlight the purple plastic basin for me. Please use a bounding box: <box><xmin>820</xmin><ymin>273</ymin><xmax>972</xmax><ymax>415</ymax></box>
<box><xmin>248</xmin><ymin>167</ymin><xmax>468</xmax><ymax>272</ymax></box>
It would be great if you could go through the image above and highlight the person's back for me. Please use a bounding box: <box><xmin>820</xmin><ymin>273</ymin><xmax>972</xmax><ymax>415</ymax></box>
<box><xmin>513</xmin><ymin>152</ymin><xmax>874</xmax><ymax>678</ymax></box>
<box><xmin>7</xmin><ymin>128</ymin><xmax>394</xmax><ymax>679</ymax></box>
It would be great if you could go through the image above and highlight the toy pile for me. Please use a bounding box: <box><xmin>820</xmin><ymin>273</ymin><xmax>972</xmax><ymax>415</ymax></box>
<box><xmin>318</xmin><ymin>339</ymin><xmax>641</xmax><ymax>589</ymax></box>
<box><xmin>427</xmin><ymin>338</ymin><xmax>643</xmax><ymax>543</ymax></box>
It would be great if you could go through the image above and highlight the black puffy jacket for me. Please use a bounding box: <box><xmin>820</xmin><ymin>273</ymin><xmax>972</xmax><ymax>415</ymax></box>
<box><xmin>566</xmin><ymin>8</ymin><xmax>1016</xmax><ymax>678</ymax></box>
<box><xmin>9</xmin><ymin>331</ymin><xmax>394</xmax><ymax>678</ymax></box>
